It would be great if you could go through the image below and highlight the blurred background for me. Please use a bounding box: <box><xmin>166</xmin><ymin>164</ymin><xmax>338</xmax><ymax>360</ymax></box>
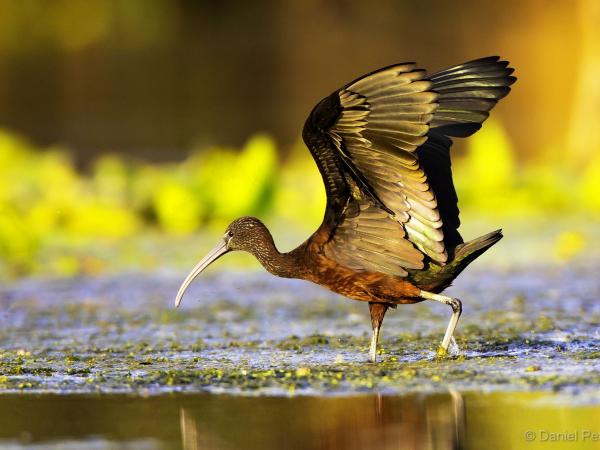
<box><xmin>1</xmin><ymin>0</ymin><xmax>599</xmax><ymax>278</ymax></box>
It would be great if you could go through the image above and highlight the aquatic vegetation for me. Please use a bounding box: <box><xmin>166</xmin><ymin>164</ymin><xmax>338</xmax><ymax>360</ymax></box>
<box><xmin>0</xmin><ymin>268</ymin><xmax>598</xmax><ymax>395</ymax></box>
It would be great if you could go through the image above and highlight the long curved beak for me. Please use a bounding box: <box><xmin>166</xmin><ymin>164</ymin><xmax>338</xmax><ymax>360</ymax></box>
<box><xmin>174</xmin><ymin>240</ymin><xmax>229</xmax><ymax>308</ymax></box>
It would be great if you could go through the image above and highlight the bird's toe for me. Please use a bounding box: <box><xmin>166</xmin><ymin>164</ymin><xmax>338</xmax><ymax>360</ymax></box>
<box><xmin>448</xmin><ymin>336</ymin><xmax>461</xmax><ymax>356</ymax></box>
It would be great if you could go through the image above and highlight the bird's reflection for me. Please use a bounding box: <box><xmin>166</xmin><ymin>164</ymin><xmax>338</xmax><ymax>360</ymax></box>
<box><xmin>179</xmin><ymin>391</ymin><xmax>465</xmax><ymax>450</ymax></box>
<box><xmin>180</xmin><ymin>407</ymin><xmax>228</xmax><ymax>450</ymax></box>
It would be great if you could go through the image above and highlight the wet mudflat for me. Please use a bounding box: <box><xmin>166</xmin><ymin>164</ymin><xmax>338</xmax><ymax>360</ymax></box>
<box><xmin>1</xmin><ymin>258</ymin><xmax>599</xmax><ymax>449</ymax></box>
<box><xmin>0</xmin><ymin>264</ymin><xmax>598</xmax><ymax>395</ymax></box>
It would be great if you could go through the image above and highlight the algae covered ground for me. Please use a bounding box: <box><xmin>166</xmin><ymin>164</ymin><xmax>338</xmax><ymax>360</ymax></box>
<box><xmin>1</xmin><ymin>263</ymin><xmax>598</xmax><ymax>396</ymax></box>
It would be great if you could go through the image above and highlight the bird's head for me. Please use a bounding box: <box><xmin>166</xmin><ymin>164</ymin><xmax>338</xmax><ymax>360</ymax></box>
<box><xmin>174</xmin><ymin>216</ymin><xmax>267</xmax><ymax>307</ymax></box>
<box><xmin>224</xmin><ymin>216</ymin><xmax>268</xmax><ymax>252</ymax></box>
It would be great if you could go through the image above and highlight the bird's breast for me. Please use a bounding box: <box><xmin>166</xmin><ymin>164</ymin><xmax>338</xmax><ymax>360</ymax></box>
<box><xmin>306</xmin><ymin>253</ymin><xmax>421</xmax><ymax>304</ymax></box>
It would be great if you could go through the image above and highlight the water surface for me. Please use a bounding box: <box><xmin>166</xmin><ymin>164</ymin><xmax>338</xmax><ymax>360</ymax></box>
<box><xmin>0</xmin><ymin>267</ymin><xmax>598</xmax><ymax>394</ymax></box>
<box><xmin>1</xmin><ymin>391</ymin><xmax>599</xmax><ymax>450</ymax></box>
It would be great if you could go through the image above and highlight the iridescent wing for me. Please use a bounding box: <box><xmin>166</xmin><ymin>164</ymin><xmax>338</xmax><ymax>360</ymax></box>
<box><xmin>303</xmin><ymin>57</ymin><xmax>515</xmax><ymax>276</ymax></box>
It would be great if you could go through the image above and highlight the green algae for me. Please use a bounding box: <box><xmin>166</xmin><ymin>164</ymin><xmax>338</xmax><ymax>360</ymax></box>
<box><xmin>0</xmin><ymin>331</ymin><xmax>598</xmax><ymax>395</ymax></box>
<box><xmin>0</xmin><ymin>267</ymin><xmax>599</xmax><ymax>395</ymax></box>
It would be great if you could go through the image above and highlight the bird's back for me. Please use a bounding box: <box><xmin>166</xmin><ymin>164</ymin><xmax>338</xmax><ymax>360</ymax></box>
<box><xmin>301</xmin><ymin>57</ymin><xmax>515</xmax><ymax>295</ymax></box>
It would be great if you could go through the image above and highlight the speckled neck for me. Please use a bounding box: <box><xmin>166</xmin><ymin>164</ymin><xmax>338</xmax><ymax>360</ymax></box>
<box><xmin>249</xmin><ymin>229</ymin><xmax>308</xmax><ymax>280</ymax></box>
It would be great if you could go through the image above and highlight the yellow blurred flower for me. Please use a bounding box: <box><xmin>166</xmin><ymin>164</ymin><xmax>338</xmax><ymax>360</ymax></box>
<box><xmin>273</xmin><ymin>140</ymin><xmax>325</xmax><ymax>229</ymax></box>
<box><xmin>93</xmin><ymin>155</ymin><xmax>131</xmax><ymax>207</ymax></box>
<box><xmin>67</xmin><ymin>204</ymin><xmax>141</xmax><ymax>238</ymax></box>
<box><xmin>195</xmin><ymin>134</ymin><xmax>278</xmax><ymax>220</ymax></box>
<box><xmin>0</xmin><ymin>203</ymin><xmax>39</xmax><ymax>274</ymax></box>
<box><xmin>554</xmin><ymin>231</ymin><xmax>586</xmax><ymax>261</ymax></box>
<box><xmin>153</xmin><ymin>181</ymin><xmax>202</xmax><ymax>234</ymax></box>
<box><xmin>580</xmin><ymin>155</ymin><xmax>600</xmax><ymax>213</ymax></box>
<box><xmin>454</xmin><ymin>119</ymin><xmax>517</xmax><ymax>213</ymax></box>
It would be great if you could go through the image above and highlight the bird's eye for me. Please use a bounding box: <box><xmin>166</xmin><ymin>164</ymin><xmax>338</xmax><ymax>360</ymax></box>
<box><xmin>228</xmin><ymin>231</ymin><xmax>234</xmax><ymax>237</ymax></box>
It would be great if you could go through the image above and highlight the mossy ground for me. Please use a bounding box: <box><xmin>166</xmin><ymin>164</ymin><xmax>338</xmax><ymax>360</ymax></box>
<box><xmin>0</xmin><ymin>264</ymin><xmax>598</xmax><ymax>396</ymax></box>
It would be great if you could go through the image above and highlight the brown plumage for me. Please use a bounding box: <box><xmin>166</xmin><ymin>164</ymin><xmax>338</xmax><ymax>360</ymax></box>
<box><xmin>175</xmin><ymin>56</ymin><xmax>516</xmax><ymax>362</ymax></box>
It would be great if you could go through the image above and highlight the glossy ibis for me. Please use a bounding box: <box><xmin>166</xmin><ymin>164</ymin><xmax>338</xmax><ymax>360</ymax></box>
<box><xmin>176</xmin><ymin>56</ymin><xmax>516</xmax><ymax>362</ymax></box>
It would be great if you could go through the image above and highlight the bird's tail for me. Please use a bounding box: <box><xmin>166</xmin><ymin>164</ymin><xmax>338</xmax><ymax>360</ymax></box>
<box><xmin>440</xmin><ymin>229</ymin><xmax>503</xmax><ymax>290</ymax></box>
<box><xmin>410</xmin><ymin>229</ymin><xmax>503</xmax><ymax>292</ymax></box>
<box><xmin>452</xmin><ymin>229</ymin><xmax>503</xmax><ymax>264</ymax></box>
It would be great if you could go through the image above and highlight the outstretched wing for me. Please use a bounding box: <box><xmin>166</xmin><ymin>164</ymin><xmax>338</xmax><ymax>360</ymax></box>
<box><xmin>419</xmin><ymin>56</ymin><xmax>516</xmax><ymax>247</ymax></box>
<box><xmin>303</xmin><ymin>57</ymin><xmax>515</xmax><ymax>276</ymax></box>
<box><xmin>303</xmin><ymin>62</ymin><xmax>444</xmax><ymax>270</ymax></box>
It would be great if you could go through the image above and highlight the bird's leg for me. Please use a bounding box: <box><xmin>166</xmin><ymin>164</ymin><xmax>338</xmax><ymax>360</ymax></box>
<box><xmin>368</xmin><ymin>302</ymin><xmax>389</xmax><ymax>363</ymax></box>
<box><xmin>369</xmin><ymin>328</ymin><xmax>379</xmax><ymax>363</ymax></box>
<box><xmin>419</xmin><ymin>290</ymin><xmax>462</xmax><ymax>356</ymax></box>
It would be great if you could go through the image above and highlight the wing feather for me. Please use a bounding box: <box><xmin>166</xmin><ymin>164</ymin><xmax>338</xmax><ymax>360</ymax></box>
<box><xmin>332</xmin><ymin>64</ymin><xmax>447</xmax><ymax>262</ymax></box>
<box><xmin>302</xmin><ymin>56</ymin><xmax>516</xmax><ymax>277</ymax></box>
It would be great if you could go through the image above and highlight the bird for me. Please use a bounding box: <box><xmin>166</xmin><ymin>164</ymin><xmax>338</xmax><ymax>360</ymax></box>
<box><xmin>175</xmin><ymin>56</ymin><xmax>516</xmax><ymax>362</ymax></box>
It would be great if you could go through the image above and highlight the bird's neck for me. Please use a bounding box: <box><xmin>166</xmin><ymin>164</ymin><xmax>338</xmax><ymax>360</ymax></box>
<box><xmin>250</xmin><ymin>230</ymin><xmax>307</xmax><ymax>279</ymax></box>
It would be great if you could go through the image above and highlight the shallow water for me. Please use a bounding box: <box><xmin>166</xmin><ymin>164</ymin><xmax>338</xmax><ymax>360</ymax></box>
<box><xmin>1</xmin><ymin>391</ymin><xmax>599</xmax><ymax>450</ymax></box>
<box><xmin>1</xmin><ymin>263</ymin><xmax>599</xmax><ymax>448</ymax></box>
<box><xmin>0</xmin><ymin>265</ymin><xmax>598</xmax><ymax>394</ymax></box>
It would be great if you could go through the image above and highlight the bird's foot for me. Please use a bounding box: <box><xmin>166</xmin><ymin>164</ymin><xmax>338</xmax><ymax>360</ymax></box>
<box><xmin>436</xmin><ymin>337</ymin><xmax>461</xmax><ymax>358</ymax></box>
<box><xmin>448</xmin><ymin>336</ymin><xmax>461</xmax><ymax>356</ymax></box>
<box><xmin>369</xmin><ymin>349</ymin><xmax>377</xmax><ymax>363</ymax></box>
